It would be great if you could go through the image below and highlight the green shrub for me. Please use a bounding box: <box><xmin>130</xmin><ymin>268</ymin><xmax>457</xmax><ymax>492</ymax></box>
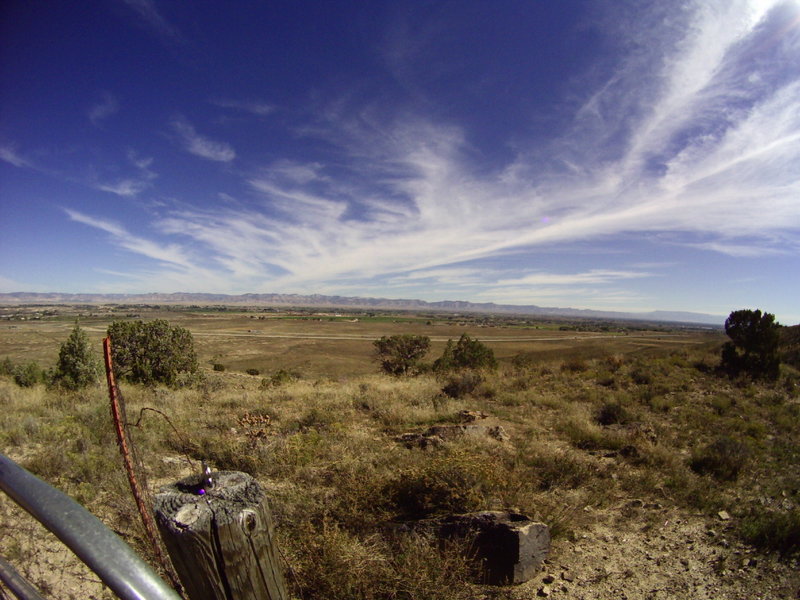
<box><xmin>596</xmin><ymin>402</ymin><xmax>629</xmax><ymax>426</ymax></box>
<box><xmin>13</xmin><ymin>361</ymin><xmax>48</xmax><ymax>388</ymax></box>
<box><xmin>781</xmin><ymin>373</ymin><xmax>799</xmax><ymax>397</ymax></box>
<box><xmin>561</xmin><ymin>358</ymin><xmax>588</xmax><ymax>373</ymax></box>
<box><xmin>510</xmin><ymin>353</ymin><xmax>536</xmax><ymax>369</ymax></box>
<box><xmin>596</xmin><ymin>372</ymin><xmax>617</xmax><ymax>388</ymax></box>
<box><xmin>520</xmin><ymin>447</ymin><xmax>594</xmax><ymax>491</ymax></box>
<box><xmin>604</xmin><ymin>354</ymin><xmax>625</xmax><ymax>372</ymax></box>
<box><xmin>559</xmin><ymin>416</ymin><xmax>626</xmax><ymax>451</ymax></box>
<box><xmin>433</xmin><ymin>334</ymin><xmax>497</xmax><ymax>372</ymax></box>
<box><xmin>53</xmin><ymin>324</ymin><xmax>100</xmax><ymax>390</ymax></box>
<box><xmin>212</xmin><ymin>363</ymin><xmax>225</xmax><ymax>372</ymax></box>
<box><xmin>689</xmin><ymin>436</ymin><xmax>750</xmax><ymax>481</ymax></box>
<box><xmin>441</xmin><ymin>372</ymin><xmax>483</xmax><ymax>399</ymax></box>
<box><xmin>0</xmin><ymin>357</ymin><xmax>14</xmax><ymax>377</ymax></box>
<box><xmin>296</xmin><ymin>407</ymin><xmax>335</xmax><ymax>432</ymax></box>
<box><xmin>268</xmin><ymin>369</ymin><xmax>300</xmax><ymax>386</ymax></box>
<box><xmin>740</xmin><ymin>509</ymin><xmax>800</xmax><ymax>555</ymax></box>
<box><xmin>245</xmin><ymin>368</ymin><xmax>260</xmax><ymax>376</ymax></box>
<box><xmin>630</xmin><ymin>366</ymin><xmax>653</xmax><ymax>385</ymax></box>
<box><xmin>383</xmin><ymin>451</ymin><xmax>493</xmax><ymax>519</ymax></box>
<box><xmin>710</xmin><ymin>394</ymin><xmax>734</xmax><ymax>415</ymax></box>
<box><xmin>107</xmin><ymin>319</ymin><xmax>198</xmax><ymax>386</ymax></box>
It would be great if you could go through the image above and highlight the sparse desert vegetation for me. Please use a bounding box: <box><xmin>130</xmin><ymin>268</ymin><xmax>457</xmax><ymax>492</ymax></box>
<box><xmin>0</xmin><ymin>304</ymin><xmax>799</xmax><ymax>599</ymax></box>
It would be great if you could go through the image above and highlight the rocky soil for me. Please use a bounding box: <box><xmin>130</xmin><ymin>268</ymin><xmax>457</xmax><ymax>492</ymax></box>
<box><xmin>499</xmin><ymin>503</ymin><xmax>799</xmax><ymax>600</ymax></box>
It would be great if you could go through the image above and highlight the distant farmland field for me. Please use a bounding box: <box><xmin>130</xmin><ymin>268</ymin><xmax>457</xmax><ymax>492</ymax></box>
<box><xmin>0</xmin><ymin>304</ymin><xmax>722</xmax><ymax>377</ymax></box>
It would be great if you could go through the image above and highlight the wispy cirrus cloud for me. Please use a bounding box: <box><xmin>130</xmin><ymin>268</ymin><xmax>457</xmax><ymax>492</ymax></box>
<box><xmin>94</xmin><ymin>180</ymin><xmax>149</xmax><ymax>197</ymax></box>
<box><xmin>65</xmin><ymin>209</ymin><xmax>193</xmax><ymax>268</ymax></box>
<box><xmin>91</xmin><ymin>150</ymin><xmax>157</xmax><ymax>197</ymax></box>
<box><xmin>0</xmin><ymin>144</ymin><xmax>32</xmax><ymax>168</ymax></box>
<box><xmin>211</xmin><ymin>98</ymin><xmax>275</xmax><ymax>117</ymax></box>
<box><xmin>171</xmin><ymin>116</ymin><xmax>236</xmax><ymax>162</ymax></box>
<box><xmin>1</xmin><ymin>137</ymin><xmax>158</xmax><ymax>198</ymax></box>
<box><xmin>88</xmin><ymin>92</ymin><xmax>119</xmax><ymax>126</ymax></box>
<box><xmin>120</xmin><ymin>0</ymin><xmax>182</xmax><ymax>42</ymax></box>
<box><xmin>495</xmin><ymin>270</ymin><xmax>652</xmax><ymax>287</ymax></box>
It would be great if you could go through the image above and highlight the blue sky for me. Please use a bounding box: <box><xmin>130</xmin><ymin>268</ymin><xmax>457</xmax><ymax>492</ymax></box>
<box><xmin>1</xmin><ymin>1</ymin><xmax>799</xmax><ymax>323</ymax></box>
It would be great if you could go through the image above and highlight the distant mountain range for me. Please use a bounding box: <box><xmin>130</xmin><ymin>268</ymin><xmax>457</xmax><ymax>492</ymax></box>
<box><xmin>0</xmin><ymin>291</ymin><xmax>725</xmax><ymax>325</ymax></box>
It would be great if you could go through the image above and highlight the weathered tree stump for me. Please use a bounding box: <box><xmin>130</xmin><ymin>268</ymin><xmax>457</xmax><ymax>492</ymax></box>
<box><xmin>154</xmin><ymin>470</ymin><xmax>287</xmax><ymax>600</ymax></box>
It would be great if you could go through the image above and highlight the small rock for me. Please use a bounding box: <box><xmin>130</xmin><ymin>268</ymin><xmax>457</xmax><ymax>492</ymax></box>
<box><xmin>717</xmin><ymin>510</ymin><xmax>731</xmax><ymax>521</ymax></box>
<box><xmin>457</xmin><ymin>410</ymin><xmax>488</xmax><ymax>422</ymax></box>
<box><xmin>537</xmin><ymin>585</ymin><xmax>551</xmax><ymax>597</ymax></box>
<box><xmin>542</xmin><ymin>574</ymin><xmax>556</xmax><ymax>584</ymax></box>
<box><xmin>488</xmin><ymin>425</ymin><xmax>510</xmax><ymax>442</ymax></box>
<box><xmin>706</xmin><ymin>529</ymin><xmax>717</xmax><ymax>537</ymax></box>
<box><xmin>742</xmin><ymin>558</ymin><xmax>757</xmax><ymax>568</ymax></box>
<box><xmin>561</xmin><ymin>571</ymin><xmax>574</xmax><ymax>582</ymax></box>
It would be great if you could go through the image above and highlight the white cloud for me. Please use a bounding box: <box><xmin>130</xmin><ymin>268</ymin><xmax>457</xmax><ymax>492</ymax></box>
<box><xmin>88</xmin><ymin>92</ymin><xmax>119</xmax><ymax>126</ymax></box>
<box><xmin>171</xmin><ymin>116</ymin><xmax>236</xmax><ymax>162</ymax></box>
<box><xmin>496</xmin><ymin>270</ymin><xmax>652</xmax><ymax>287</ymax></box>
<box><xmin>65</xmin><ymin>209</ymin><xmax>194</xmax><ymax>268</ymax></box>
<box><xmin>473</xmin><ymin>286</ymin><xmax>650</xmax><ymax>309</ymax></box>
<box><xmin>211</xmin><ymin>98</ymin><xmax>275</xmax><ymax>116</ymax></box>
<box><xmin>0</xmin><ymin>145</ymin><xmax>31</xmax><ymax>168</ymax></box>
<box><xmin>686</xmin><ymin>241</ymin><xmax>787</xmax><ymax>257</ymax></box>
<box><xmin>398</xmin><ymin>268</ymin><xmax>485</xmax><ymax>285</ymax></box>
<box><xmin>120</xmin><ymin>0</ymin><xmax>181</xmax><ymax>41</ymax></box>
<box><xmin>94</xmin><ymin>179</ymin><xmax>148</xmax><ymax>197</ymax></box>
<box><xmin>91</xmin><ymin>150</ymin><xmax>157</xmax><ymax>197</ymax></box>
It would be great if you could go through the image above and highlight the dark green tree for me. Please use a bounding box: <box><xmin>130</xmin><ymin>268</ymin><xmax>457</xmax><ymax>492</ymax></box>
<box><xmin>433</xmin><ymin>333</ymin><xmax>497</xmax><ymax>372</ymax></box>
<box><xmin>373</xmin><ymin>334</ymin><xmax>430</xmax><ymax>375</ymax></box>
<box><xmin>107</xmin><ymin>320</ymin><xmax>198</xmax><ymax>386</ymax></box>
<box><xmin>53</xmin><ymin>323</ymin><xmax>100</xmax><ymax>390</ymax></box>
<box><xmin>720</xmin><ymin>309</ymin><xmax>781</xmax><ymax>380</ymax></box>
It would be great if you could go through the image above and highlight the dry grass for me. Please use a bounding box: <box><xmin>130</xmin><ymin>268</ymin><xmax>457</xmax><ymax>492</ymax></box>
<box><xmin>1</xmin><ymin>308</ymin><xmax>799</xmax><ymax>598</ymax></box>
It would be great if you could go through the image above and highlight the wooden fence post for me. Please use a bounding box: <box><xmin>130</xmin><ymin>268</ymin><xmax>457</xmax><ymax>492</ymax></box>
<box><xmin>153</xmin><ymin>470</ymin><xmax>288</xmax><ymax>600</ymax></box>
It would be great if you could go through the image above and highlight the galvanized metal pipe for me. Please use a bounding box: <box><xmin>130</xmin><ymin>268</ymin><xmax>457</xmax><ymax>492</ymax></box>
<box><xmin>0</xmin><ymin>453</ymin><xmax>182</xmax><ymax>600</ymax></box>
<box><xmin>0</xmin><ymin>556</ymin><xmax>46</xmax><ymax>600</ymax></box>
